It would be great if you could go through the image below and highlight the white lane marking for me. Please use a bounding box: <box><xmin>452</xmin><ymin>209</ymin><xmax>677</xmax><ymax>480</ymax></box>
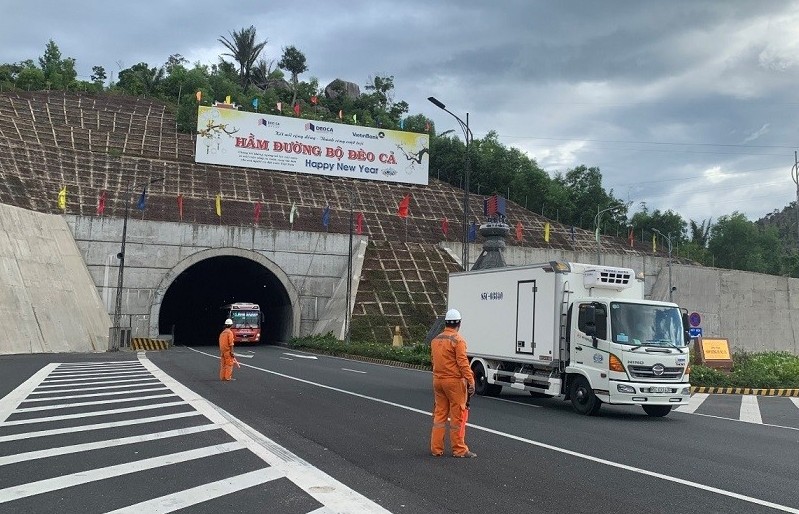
<box><xmin>0</xmin><ymin>424</ymin><xmax>219</xmax><ymax>465</ymax></box>
<box><xmin>105</xmin><ymin>468</ymin><xmax>284</xmax><ymax>514</ymax></box>
<box><xmin>0</xmin><ymin>412</ymin><xmax>203</xmax><ymax>443</ymax></box>
<box><xmin>44</xmin><ymin>371</ymin><xmax>150</xmax><ymax>380</ymax></box>
<box><xmin>0</xmin><ymin>401</ymin><xmax>186</xmax><ymax>426</ymax></box>
<box><xmin>187</xmin><ymin>347</ymin><xmax>799</xmax><ymax>514</ymax></box>
<box><xmin>142</xmin><ymin>354</ymin><xmax>390</xmax><ymax>513</ymax></box>
<box><xmin>791</xmin><ymin>398</ymin><xmax>799</xmax><ymax>409</ymax></box>
<box><xmin>19</xmin><ymin>387</ymin><xmax>169</xmax><ymax>402</ymax></box>
<box><xmin>489</xmin><ymin>397</ymin><xmax>542</xmax><ymax>408</ymax></box>
<box><xmin>283</xmin><ymin>352</ymin><xmax>318</xmax><ymax>359</ymax></box>
<box><xmin>674</xmin><ymin>393</ymin><xmax>709</xmax><ymax>414</ymax></box>
<box><xmin>0</xmin><ymin>442</ymin><xmax>245</xmax><ymax>503</ymax></box>
<box><xmin>29</xmin><ymin>382</ymin><xmax>161</xmax><ymax>394</ymax></box>
<box><xmin>233</xmin><ymin>353</ymin><xmax>254</xmax><ymax>359</ymax></box>
<box><xmin>33</xmin><ymin>377</ymin><xmax>159</xmax><ymax>389</ymax></box>
<box><xmin>341</xmin><ymin>368</ymin><xmax>367</xmax><ymax>374</ymax></box>
<box><xmin>280</xmin><ymin>357</ymin><xmax>293</xmax><ymax>361</ymax></box>
<box><xmin>740</xmin><ymin>395</ymin><xmax>763</xmax><ymax>424</ymax></box>
<box><xmin>684</xmin><ymin>411</ymin><xmax>799</xmax><ymax>432</ymax></box>
<box><xmin>0</xmin><ymin>364</ymin><xmax>58</xmax><ymax>422</ymax></box>
<box><xmin>13</xmin><ymin>393</ymin><xmax>178</xmax><ymax>412</ymax></box>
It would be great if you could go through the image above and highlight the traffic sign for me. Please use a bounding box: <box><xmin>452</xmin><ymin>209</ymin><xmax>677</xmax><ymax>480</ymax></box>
<box><xmin>689</xmin><ymin>327</ymin><xmax>703</xmax><ymax>338</ymax></box>
<box><xmin>689</xmin><ymin>312</ymin><xmax>701</xmax><ymax>327</ymax></box>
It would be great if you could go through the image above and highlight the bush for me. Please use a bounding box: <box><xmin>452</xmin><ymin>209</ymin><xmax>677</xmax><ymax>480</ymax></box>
<box><xmin>288</xmin><ymin>334</ymin><xmax>431</xmax><ymax>367</ymax></box>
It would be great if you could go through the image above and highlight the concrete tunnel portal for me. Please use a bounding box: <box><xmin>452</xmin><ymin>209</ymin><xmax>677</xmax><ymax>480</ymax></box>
<box><xmin>158</xmin><ymin>255</ymin><xmax>293</xmax><ymax>346</ymax></box>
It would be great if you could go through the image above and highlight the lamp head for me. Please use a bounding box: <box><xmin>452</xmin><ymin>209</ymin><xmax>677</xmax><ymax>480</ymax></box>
<box><xmin>427</xmin><ymin>96</ymin><xmax>446</xmax><ymax>109</ymax></box>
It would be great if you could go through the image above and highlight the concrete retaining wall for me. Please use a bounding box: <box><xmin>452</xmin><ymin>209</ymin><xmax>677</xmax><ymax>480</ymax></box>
<box><xmin>0</xmin><ymin>204</ymin><xmax>110</xmax><ymax>354</ymax></box>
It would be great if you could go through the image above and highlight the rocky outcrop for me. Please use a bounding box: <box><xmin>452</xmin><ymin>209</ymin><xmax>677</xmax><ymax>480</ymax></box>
<box><xmin>324</xmin><ymin>79</ymin><xmax>361</xmax><ymax>100</ymax></box>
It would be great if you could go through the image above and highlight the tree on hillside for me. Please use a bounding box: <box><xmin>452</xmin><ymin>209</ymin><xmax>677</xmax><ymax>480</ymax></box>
<box><xmin>218</xmin><ymin>26</ymin><xmax>267</xmax><ymax>90</ymax></box>
<box><xmin>90</xmin><ymin>66</ymin><xmax>107</xmax><ymax>87</ymax></box>
<box><xmin>278</xmin><ymin>46</ymin><xmax>307</xmax><ymax>106</ymax></box>
<box><xmin>689</xmin><ymin>218</ymin><xmax>712</xmax><ymax>247</ymax></box>
<box><xmin>38</xmin><ymin>40</ymin><xmax>77</xmax><ymax>90</ymax></box>
<box><xmin>708</xmin><ymin>212</ymin><xmax>782</xmax><ymax>274</ymax></box>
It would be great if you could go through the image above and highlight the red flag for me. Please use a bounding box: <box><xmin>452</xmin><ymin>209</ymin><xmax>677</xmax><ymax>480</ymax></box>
<box><xmin>356</xmin><ymin>212</ymin><xmax>364</xmax><ymax>235</ymax></box>
<box><xmin>397</xmin><ymin>194</ymin><xmax>411</xmax><ymax>218</ymax></box>
<box><xmin>442</xmin><ymin>217</ymin><xmax>449</xmax><ymax>236</ymax></box>
<box><xmin>425</xmin><ymin>122</ymin><xmax>430</xmax><ymax>132</ymax></box>
<box><xmin>293</xmin><ymin>103</ymin><xmax>300</xmax><ymax>116</ymax></box>
<box><xmin>310</xmin><ymin>95</ymin><xmax>318</xmax><ymax>105</ymax></box>
<box><xmin>628</xmin><ymin>226</ymin><xmax>634</xmax><ymax>247</ymax></box>
<box><xmin>177</xmin><ymin>194</ymin><xmax>184</xmax><ymax>221</ymax></box>
<box><xmin>254</xmin><ymin>201</ymin><xmax>262</xmax><ymax>225</ymax></box>
<box><xmin>97</xmin><ymin>190</ymin><xmax>106</xmax><ymax>215</ymax></box>
<box><xmin>515</xmin><ymin>221</ymin><xmax>523</xmax><ymax>242</ymax></box>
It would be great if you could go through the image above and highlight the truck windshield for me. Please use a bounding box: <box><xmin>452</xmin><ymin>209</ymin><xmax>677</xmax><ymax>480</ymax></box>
<box><xmin>230</xmin><ymin>310</ymin><xmax>260</xmax><ymax>328</ymax></box>
<box><xmin>609</xmin><ymin>302</ymin><xmax>686</xmax><ymax>348</ymax></box>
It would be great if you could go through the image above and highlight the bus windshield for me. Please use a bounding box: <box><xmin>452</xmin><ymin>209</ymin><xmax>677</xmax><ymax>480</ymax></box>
<box><xmin>230</xmin><ymin>310</ymin><xmax>260</xmax><ymax>328</ymax></box>
<box><xmin>609</xmin><ymin>302</ymin><xmax>686</xmax><ymax>348</ymax></box>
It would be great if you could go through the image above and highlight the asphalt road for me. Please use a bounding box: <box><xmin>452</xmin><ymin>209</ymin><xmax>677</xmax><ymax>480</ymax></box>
<box><xmin>1</xmin><ymin>346</ymin><xmax>798</xmax><ymax>513</ymax></box>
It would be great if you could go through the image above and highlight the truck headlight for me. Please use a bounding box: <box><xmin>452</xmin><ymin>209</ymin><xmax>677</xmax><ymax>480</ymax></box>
<box><xmin>617</xmin><ymin>384</ymin><xmax>636</xmax><ymax>394</ymax></box>
<box><xmin>681</xmin><ymin>387</ymin><xmax>691</xmax><ymax>395</ymax></box>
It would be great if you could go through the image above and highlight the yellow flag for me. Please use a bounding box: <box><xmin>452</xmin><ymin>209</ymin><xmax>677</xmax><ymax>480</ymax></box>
<box><xmin>225</xmin><ymin>95</ymin><xmax>231</xmax><ymax>104</ymax></box>
<box><xmin>289</xmin><ymin>201</ymin><xmax>298</xmax><ymax>224</ymax></box>
<box><xmin>215</xmin><ymin>194</ymin><xmax>221</xmax><ymax>217</ymax></box>
<box><xmin>544</xmin><ymin>222</ymin><xmax>550</xmax><ymax>243</ymax></box>
<box><xmin>57</xmin><ymin>186</ymin><xmax>67</xmax><ymax>211</ymax></box>
<box><xmin>652</xmin><ymin>233</ymin><xmax>657</xmax><ymax>252</ymax></box>
<box><xmin>195</xmin><ymin>90</ymin><xmax>202</xmax><ymax>102</ymax></box>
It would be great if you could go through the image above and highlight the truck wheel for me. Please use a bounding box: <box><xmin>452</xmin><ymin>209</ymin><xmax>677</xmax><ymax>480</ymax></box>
<box><xmin>570</xmin><ymin>376</ymin><xmax>601</xmax><ymax>416</ymax></box>
<box><xmin>472</xmin><ymin>362</ymin><xmax>502</xmax><ymax>396</ymax></box>
<box><xmin>642</xmin><ymin>405</ymin><xmax>672</xmax><ymax>417</ymax></box>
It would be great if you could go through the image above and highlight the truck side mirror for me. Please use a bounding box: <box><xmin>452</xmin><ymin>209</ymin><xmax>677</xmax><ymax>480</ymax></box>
<box><xmin>681</xmin><ymin>311</ymin><xmax>690</xmax><ymax>344</ymax></box>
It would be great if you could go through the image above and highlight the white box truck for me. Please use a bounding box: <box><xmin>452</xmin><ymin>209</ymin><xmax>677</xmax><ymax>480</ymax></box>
<box><xmin>447</xmin><ymin>261</ymin><xmax>691</xmax><ymax>416</ymax></box>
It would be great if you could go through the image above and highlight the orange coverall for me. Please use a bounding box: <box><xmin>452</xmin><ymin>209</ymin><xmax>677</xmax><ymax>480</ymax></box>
<box><xmin>219</xmin><ymin>327</ymin><xmax>235</xmax><ymax>381</ymax></box>
<box><xmin>430</xmin><ymin>326</ymin><xmax>475</xmax><ymax>456</ymax></box>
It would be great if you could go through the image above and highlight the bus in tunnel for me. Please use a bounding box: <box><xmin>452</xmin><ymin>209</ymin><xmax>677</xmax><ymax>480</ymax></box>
<box><xmin>157</xmin><ymin>255</ymin><xmax>292</xmax><ymax>346</ymax></box>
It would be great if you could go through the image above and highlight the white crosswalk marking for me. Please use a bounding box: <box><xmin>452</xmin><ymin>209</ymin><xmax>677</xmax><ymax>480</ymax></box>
<box><xmin>674</xmin><ymin>393</ymin><xmax>709</xmax><ymax>413</ymax></box>
<box><xmin>791</xmin><ymin>398</ymin><xmax>799</xmax><ymax>409</ymax></box>
<box><xmin>739</xmin><ymin>395</ymin><xmax>762</xmax><ymax>424</ymax></box>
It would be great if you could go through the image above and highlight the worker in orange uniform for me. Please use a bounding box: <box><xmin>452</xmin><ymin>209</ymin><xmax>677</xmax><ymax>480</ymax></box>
<box><xmin>219</xmin><ymin>318</ymin><xmax>236</xmax><ymax>381</ymax></box>
<box><xmin>430</xmin><ymin>309</ymin><xmax>476</xmax><ymax>458</ymax></box>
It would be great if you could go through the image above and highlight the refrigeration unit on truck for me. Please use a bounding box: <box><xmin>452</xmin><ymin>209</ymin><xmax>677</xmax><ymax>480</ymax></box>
<box><xmin>447</xmin><ymin>261</ymin><xmax>691</xmax><ymax>417</ymax></box>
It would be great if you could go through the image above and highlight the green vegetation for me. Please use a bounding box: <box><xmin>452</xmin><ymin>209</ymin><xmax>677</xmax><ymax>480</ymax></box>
<box><xmin>2</xmin><ymin>38</ymin><xmax>799</xmax><ymax>276</ymax></box>
<box><xmin>290</xmin><ymin>335</ymin><xmax>799</xmax><ymax>389</ymax></box>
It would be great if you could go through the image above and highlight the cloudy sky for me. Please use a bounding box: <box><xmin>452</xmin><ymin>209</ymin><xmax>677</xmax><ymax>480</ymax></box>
<box><xmin>4</xmin><ymin>0</ymin><xmax>799</xmax><ymax>225</ymax></box>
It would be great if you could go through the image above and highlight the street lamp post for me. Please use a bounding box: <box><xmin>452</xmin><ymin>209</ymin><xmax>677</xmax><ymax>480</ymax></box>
<box><xmin>112</xmin><ymin>175</ymin><xmax>164</xmax><ymax>349</ymax></box>
<box><xmin>653</xmin><ymin>228</ymin><xmax>674</xmax><ymax>303</ymax></box>
<box><xmin>428</xmin><ymin>96</ymin><xmax>472</xmax><ymax>270</ymax></box>
<box><xmin>791</xmin><ymin>151</ymin><xmax>799</xmax><ymax>243</ymax></box>
<box><xmin>593</xmin><ymin>205</ymin><xmax>623</xmax><ymax>265</ymax></box>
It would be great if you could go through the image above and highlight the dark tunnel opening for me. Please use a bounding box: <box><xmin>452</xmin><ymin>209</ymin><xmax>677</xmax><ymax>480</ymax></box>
<box><xmin>158</xmin><ymin>255</ymin><xmax>291</xmax><ymax>346</ymax></box>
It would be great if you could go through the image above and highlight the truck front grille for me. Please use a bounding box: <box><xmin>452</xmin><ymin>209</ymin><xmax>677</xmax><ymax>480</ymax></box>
<box><xmin>629</xmin><ymin>365</ymin><xmax>683</xmax><ymax>380</ymax></box>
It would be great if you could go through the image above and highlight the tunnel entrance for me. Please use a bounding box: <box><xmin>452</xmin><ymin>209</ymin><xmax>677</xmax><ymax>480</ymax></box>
<box><xmin>158</xmin><ymin>255</ymin><xmax>292</xmax><ymax>346</ymax></box>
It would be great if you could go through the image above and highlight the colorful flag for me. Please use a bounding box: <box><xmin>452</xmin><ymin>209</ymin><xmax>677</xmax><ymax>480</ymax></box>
<box><xmin>544</xmin><ymin>222</ymin><xmax>550</xmax><ymax>243</ymax></box>
<box><xmin>352</xmin><ymin>114</ymin><xmax>357</xmax><ymax>124</ymax></box>
<box><xmin>628</xmin><ymin>227</ymin><xmax>634</xmax><ymax>247</ymax></box>
<box><xmin>136</xmin><ymin>186</ymin><xmax>148</xmax><ymax>210</ymax></box>
<box><xmin>289</xmin><ymin>201</ymin><xmax>298</xmax><ymax>224</ymax></box>
<box><xmin>57</xmin><ymin>186</ymin><xmax>66</xmax><ymax>211</ymax></box>
<box><xmin>225</xmin><ymin>95</ymin><xmax>231</xmax><ymax>104</ymax></box>
<box><xmin>425</xmin><ymin>121</ymin><xmax>430</xmax><ymax>132</ymax></box>
<box><xmin>515</xmin><ymin>221</ymin><xmax>523</xmax><ymax>242</ymax></box>
<box><xmin>215</xmin><ymin>194</ymin><xmax>221</xmax><ymax>217</ymax></box>
<box><xmin>399</xmin><ymin>119</ymin><xmax>405</xmax><ymax>130</ymax></box>
<box><xmin>468</xmin><ymin>221</ymin><xmax>477</xmax><ymax>242</ymax></box>
<box><xmin>356</xmin><ymin>212</ymin><xmax>364</xmax><ymax>235</ymax></box>
<box><xmin>338</xmin><ymin>110</ymin><xmax>343</xmax><ymax>120</ymax></box>
<box><xmin>322</xmin><ymin>203</ymin><xmax>331</xmax><ymax>228</ymax></box>
<box><xmin>485</xmin><ymin>195</ymin><xmax>498</xmax><ymax>216</ymax></box>
<box><xmin>570</xmin><ymin>225</ymin><xmax>575</xmax><ymax>244</ymax></box>
<box><xmin>177</xmin><ymin>194</ymin><xmax>184</xmax><ymax>221</ymax></box>
<box><xmin>652</xmin><ymin>233</ymin><xmax>657</xmax><ymax>253</ymax></box>
<box><xmin>293</xmin><ymin>103</ymin><xmax>300</xmax><ymax>116</ymax></box>
<box><xmin>595</xmin><ymin>227</ymin><xmax>600</xmax><ymax>243</ymax></box>
<box><xmin>442</xmin><ymin>217</ymin><xmax>449</xmax><ymax>236</ymax></box>
<box><xmin>252</xmin><ymin>98</ymin><xmax>259</xmax><ymax>110</ymax></box>
<box><xmin>276</xmin><ymin>102</ymin><xmax>282</xmax><ymax>113</ymax></box>
<box><xmin>310</xmin><ymin>95</ymin><xmax>318</xmax><ymax>105</ymax></box>
<box><xmin>397</xmin><ymin>193</ymin><xmax>411</xmax><ymax>218</ymax></box>
<box><xmin>254</xmin><ymin>201</ymin><xmax>262</xmax><ymax>225</ymax></box>
<box><xmin>97</xmin><ymin>190</ymin><xmax>106</xmax><ymax>215</ymax></box>
<box><xmin>195</xmin><ymin>91</ymin><xmax>202</xmax><ymax>103</ymax></box>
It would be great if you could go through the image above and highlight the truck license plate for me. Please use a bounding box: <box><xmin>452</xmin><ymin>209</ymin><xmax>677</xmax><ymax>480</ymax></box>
<box><xmin>649</xmin><ymin>387</ymin><xmax>671</xmax><ymax>393</ymax></box>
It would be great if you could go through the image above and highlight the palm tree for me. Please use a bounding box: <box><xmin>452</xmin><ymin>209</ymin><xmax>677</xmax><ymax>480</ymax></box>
<box><xmin>218</xmin><ymin>26</ymin><xmax>268</xmax><ymax>90</ymax></box>
<box><xmin>278</xmin><ymin>46</ymin><xmax>308</xmax><ymax>106</ymax></box>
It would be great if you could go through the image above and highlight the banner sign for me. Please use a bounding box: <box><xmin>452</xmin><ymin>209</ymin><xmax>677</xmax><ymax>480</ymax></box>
<box><xmin>195</xmin><ymin>107</ymin><xmax>429</xmax><ymax>185</ymax></box>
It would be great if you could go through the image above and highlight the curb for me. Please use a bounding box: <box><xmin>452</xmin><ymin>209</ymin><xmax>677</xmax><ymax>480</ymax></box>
<box><xmin>691</xmin><ymin>386</ymin><xmax>799</xmax><ymax>397</ymax></box>
<box><xmin>130</xmin><ymin>338</ymin><xmax>170</xmax><ymax>351</ymax></box>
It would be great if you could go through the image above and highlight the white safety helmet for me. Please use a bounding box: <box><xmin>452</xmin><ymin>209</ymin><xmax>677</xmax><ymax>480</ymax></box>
<box><xmin>224</xmin><ymin>318</ymin><xmax>233</xmax><ymax>326</ymax></box>
<box><xmin>444</xmin><ymin>309</ymin><xmax>462</xmax><ymax>324</ymax></box>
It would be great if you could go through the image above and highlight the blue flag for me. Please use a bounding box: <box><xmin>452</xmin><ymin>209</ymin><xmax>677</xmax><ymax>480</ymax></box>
<box><xmin>322</xmin><ymin>204</ymin><xmax>331</xmax><ymax>228</ymax></box>
<box><xmin>468</xmin><ymin>221</ymin><xmax>477</xmax><ymax>242</ymax></box>
<box><xmin>136</xmin><ymin>187</ymin><xmax>147</xmax><ymax>210</ymax></box>
<box><xmin>399</xmin><ymin>119</ymin><xmax>405</xmax><ymax>130</ymax></box>
<box><xmin>252</xmin><ymin>98</ymin><xmax>259</xmax><ymax>110</ymax></box>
